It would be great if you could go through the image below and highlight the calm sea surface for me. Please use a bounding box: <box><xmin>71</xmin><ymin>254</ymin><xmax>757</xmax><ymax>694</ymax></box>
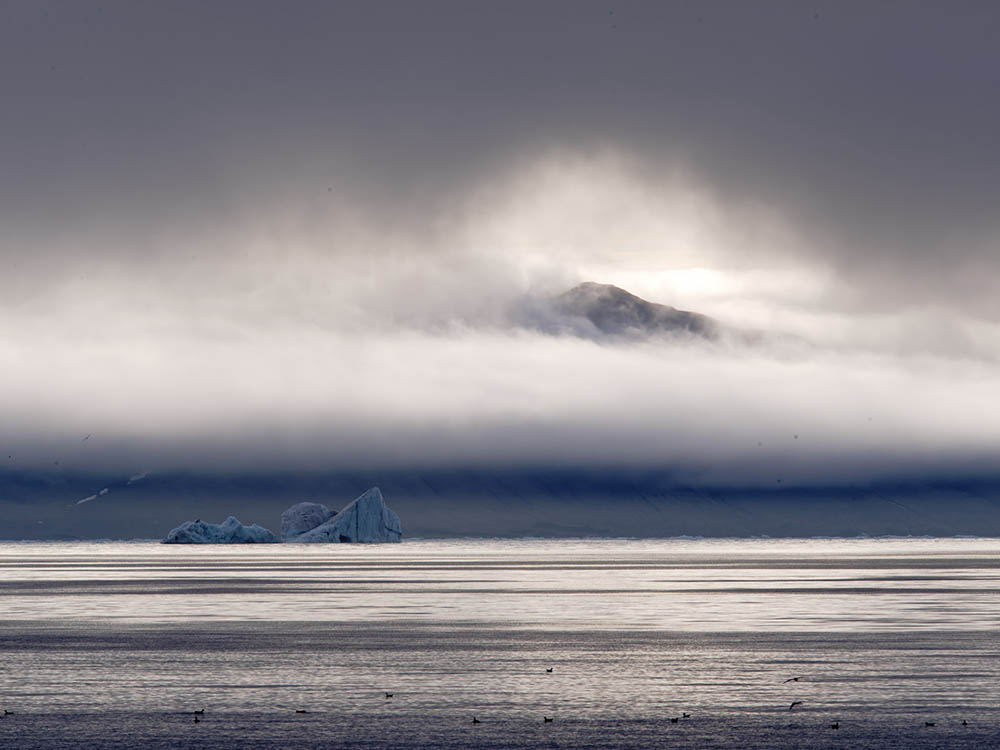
<box><xmin>1</xmin><ymin>537</ymin><xmax>999</xmax><ymax>749</ymax></box>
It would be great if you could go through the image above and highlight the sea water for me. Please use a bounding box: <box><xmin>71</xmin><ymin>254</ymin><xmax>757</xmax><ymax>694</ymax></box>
<box><xmin>1</xmin><ymin>537</ymin><xmax>999</xmax><ymax>748</ymax></box>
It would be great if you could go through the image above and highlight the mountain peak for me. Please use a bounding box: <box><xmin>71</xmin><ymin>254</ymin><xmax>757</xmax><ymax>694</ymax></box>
<box><xmin>554</xmin><ymin>282</ymin><xmax>717</xmax><ymax>339</ymax></box>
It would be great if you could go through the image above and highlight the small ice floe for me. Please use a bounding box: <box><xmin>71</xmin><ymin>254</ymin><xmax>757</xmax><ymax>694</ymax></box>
<box><xmin>75</xmin><ymin>487</ymin><xmax>110</xmax><ymax>506</ymax></box>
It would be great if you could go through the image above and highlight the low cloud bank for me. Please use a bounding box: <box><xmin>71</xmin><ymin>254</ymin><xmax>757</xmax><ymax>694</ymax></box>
<box><xmin>1</xmin><ymin>324</ymin><xmax>997</xmax><ymax>486</ymax></box>
<box><xmin>2</xmin><ymin>153</ymin><xmax>998</xmax><ymax>486</ymax></box>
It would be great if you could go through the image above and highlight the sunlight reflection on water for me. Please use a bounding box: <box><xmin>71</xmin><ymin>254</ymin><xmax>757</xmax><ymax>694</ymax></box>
<box><xmin>0</xmin><ymin>537</ymin><xmax>998</xmax><ymax>630</ymax></box>
<box><xmin>2</xmin><ymin>538</ymin><xmax>1000</xmax><ymax>748</ymax></box>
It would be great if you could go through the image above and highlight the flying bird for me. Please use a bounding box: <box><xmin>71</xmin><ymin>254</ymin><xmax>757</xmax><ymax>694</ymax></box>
<box><xmin>789</xmin><ymin>701</ymin><xmax>803</xmax><ymax>710</ymax></box>
<box><xmin>783</xmin><ymin>677</ymin><xmax>799</xmax><ymax>683</ymax></box>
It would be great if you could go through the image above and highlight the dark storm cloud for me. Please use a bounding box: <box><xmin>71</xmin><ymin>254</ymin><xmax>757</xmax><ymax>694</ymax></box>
<box><xmin>3</xmin><ymin>0</ymin><xmax>1000</xmax><ymax>310</ymax></box>
<box><xmin>2</xmin><ymin>1</ymin><xmax>999</xmax><ymax>484</ymax></box>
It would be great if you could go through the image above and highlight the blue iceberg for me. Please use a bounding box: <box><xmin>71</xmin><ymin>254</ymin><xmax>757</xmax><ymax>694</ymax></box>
<box><xmin>285</xmin><ymin>487</ymin><xmax>402</xmax><ymax>543</ymax></box>
<box><xmin>162</xmin><ymin>516</ymin><xmax>278</xmax><ymax>544</ymax></box>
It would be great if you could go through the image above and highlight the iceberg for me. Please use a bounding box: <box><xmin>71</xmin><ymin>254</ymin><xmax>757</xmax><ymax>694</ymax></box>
<box><xmin>281</xmin><ymin>501</ymin><xmax>335</xmax><ymax>540</ymax></box>
<box><xmin>160</xmin><ymin>488</ymin><xmax>401</xmax><ymax>544</ymax></box>
<box><xmin>162</xmin><ymin>516</ymin><xmax>278</xmax><ymax>544</ymax></box>
<box><xmin>285</xmin><ymin>487</ymin><xmax>402</xmax><ymax>543</ymax></box>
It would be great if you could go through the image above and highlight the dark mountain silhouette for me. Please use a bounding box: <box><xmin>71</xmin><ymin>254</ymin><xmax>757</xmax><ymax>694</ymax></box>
<box><xmin>553</xmin><ymin>282</ymin><xmax>718</xmax><ymax>339</ymax></box>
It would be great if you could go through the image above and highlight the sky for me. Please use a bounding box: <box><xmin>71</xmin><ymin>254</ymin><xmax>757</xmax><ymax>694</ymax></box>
<box><xmin>2</xmin><ymin>0</ymin><xmax>999</xmax><ymax>488</ymax></box>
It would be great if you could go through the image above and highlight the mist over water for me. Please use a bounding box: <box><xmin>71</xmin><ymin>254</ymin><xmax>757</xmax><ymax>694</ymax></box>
<box><xmin>1</xmin><ymin>152</ymin><xmax>999</xmax><ymax>490</ymax></box>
